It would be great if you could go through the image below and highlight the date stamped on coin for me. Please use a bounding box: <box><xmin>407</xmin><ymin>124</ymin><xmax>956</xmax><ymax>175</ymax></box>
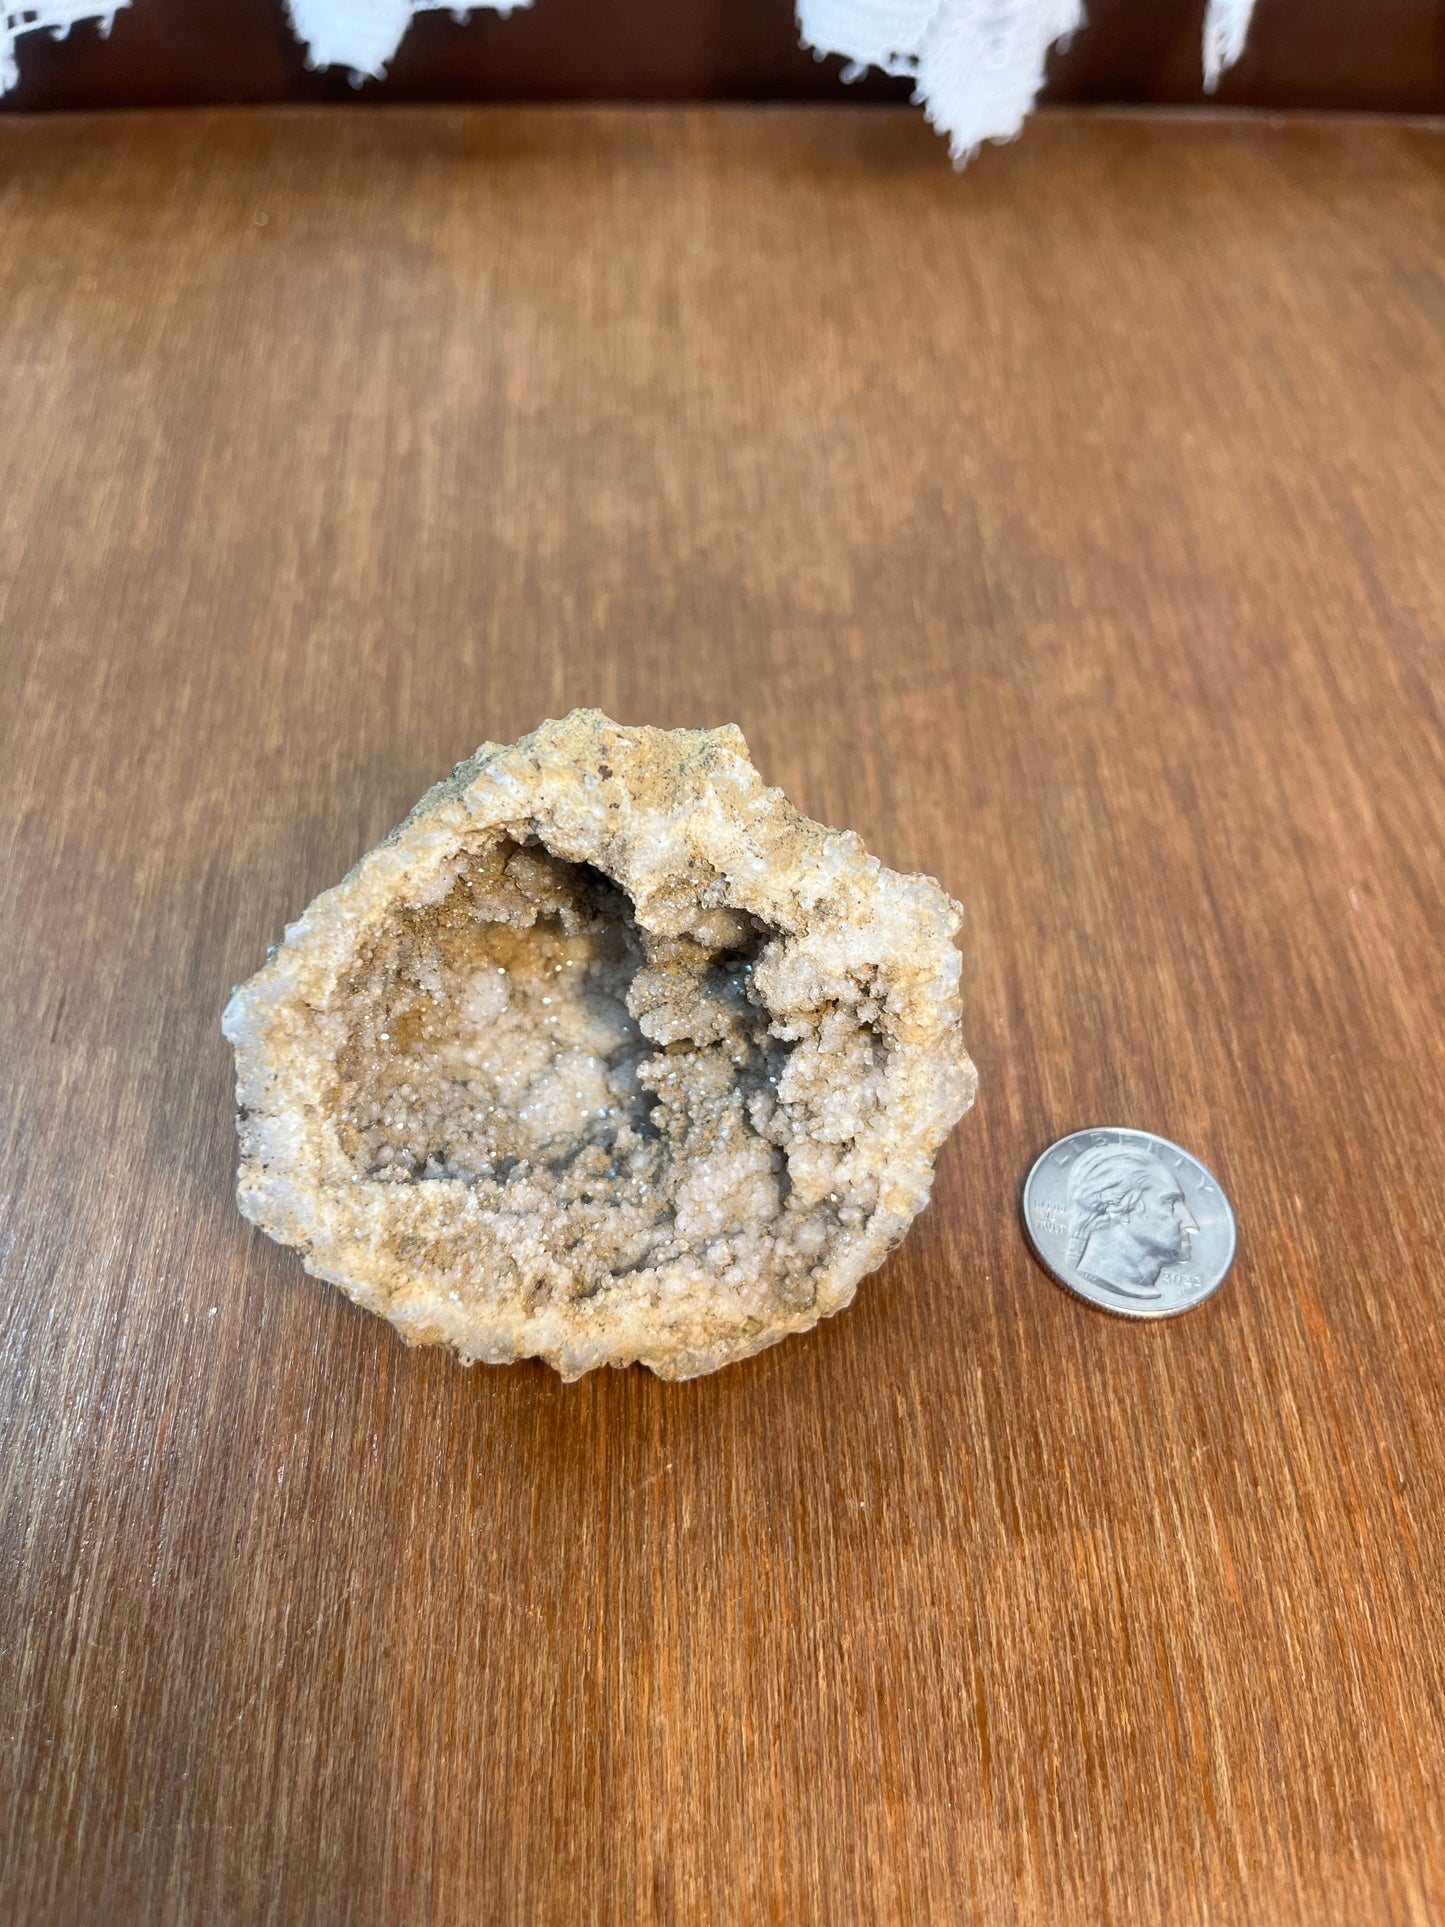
<box><xmin>1022</xmin><ymin>1129</ymin><xmax>1236</xmax><ymax>1319</ymax></box>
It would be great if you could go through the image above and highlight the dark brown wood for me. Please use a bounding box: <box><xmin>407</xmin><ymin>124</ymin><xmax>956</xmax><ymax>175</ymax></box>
<box><xmin>2</xmin><ymin>0</ymin><xmax>1444</xmax><ymax>115</ymax></box>
<box><xmin>2</xmin><ymin>106</ymin><xmax>1444</xmax><ymax>1927</ymax></box>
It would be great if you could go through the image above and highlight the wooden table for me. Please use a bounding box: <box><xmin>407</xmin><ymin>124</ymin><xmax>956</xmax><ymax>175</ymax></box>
<box><xmin>2</xmin><ymin>106</ymin><xmax>1442</xmax><ymax>1926</ymax></box>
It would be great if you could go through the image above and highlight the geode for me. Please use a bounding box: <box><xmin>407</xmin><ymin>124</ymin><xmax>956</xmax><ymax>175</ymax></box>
<box><xmin>222</xmin><ymin>712</ymin><xmax>976</xmax><ymax>1379</ymax></box>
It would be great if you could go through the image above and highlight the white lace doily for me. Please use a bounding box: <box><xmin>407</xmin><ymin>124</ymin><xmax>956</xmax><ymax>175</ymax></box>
<box><xmin>799</xmin><ymin>0</ymin><xmax>1259</xmax><ymax>159</ymax></box>
<box><xmin>1202</xmin><ymin>0</ymin><xmax>1256</xmax><ymax>92</ymax></box>
<box><xmin>2</xmin><ymin>0</ymin><xmax>125</xmax><ymax>95</ymax></box>
<box><xmin>284</xmin><ymin>0</ymin><xmax>528</xmax><ymax>84</ymax></box>
<box><xmin>3</xmin><ymin>0</ymin><xmax>1258</xmax><ymax>163</ymax></box>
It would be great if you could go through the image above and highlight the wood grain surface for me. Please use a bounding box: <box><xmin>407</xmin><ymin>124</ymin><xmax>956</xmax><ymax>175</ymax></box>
<box><xmin>2</xmin><ymin>107</ymin><xmax>1443</xmax><ymax>1927</ymax></box>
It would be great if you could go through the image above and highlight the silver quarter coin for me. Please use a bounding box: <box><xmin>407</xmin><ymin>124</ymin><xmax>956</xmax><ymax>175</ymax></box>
<box><xmin>1022</xmin><ymin>1128</ymin><xmax>1235</xmax><ymax>1319</ymax></box>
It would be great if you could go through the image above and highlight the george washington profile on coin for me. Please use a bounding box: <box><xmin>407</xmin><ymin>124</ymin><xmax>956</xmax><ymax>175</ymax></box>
<box><xmin>1064</xmin><ymin>1141</ymin><xmax>1199</xmax><ymax>1301</ymax></box>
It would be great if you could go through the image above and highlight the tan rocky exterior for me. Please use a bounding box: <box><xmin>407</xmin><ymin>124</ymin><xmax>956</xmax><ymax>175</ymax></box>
<box><xmin>222</xmin><ymin>712</ymin><xmax>976</xmax><ymax>1378</ymax></box>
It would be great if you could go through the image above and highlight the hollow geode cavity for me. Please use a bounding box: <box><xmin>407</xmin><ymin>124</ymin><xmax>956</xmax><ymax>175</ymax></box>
<box><xmin>222</xmin><ymin>712</ymin><xmax>976</xmax><ymax>1379</ymax></box>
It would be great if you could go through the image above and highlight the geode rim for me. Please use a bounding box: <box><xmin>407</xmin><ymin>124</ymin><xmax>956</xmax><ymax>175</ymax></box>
<box><xmin>222</xmin><ymin>710</ymin><xmax>976</xmax><ymax>1379</ymax></box>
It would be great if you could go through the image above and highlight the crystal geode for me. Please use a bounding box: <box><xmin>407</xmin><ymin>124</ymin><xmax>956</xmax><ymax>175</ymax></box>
<box><xmin>222</xmin><ymin>712</ymin><xmax>976</xmax><ymax>1379</ymax></box>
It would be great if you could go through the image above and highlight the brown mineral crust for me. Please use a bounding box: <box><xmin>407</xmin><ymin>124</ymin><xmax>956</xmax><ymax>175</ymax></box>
<box><xmin>222</xmin><ymin>710</ymin><xmax>977</xmax><ymax>1379</ymax></box>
